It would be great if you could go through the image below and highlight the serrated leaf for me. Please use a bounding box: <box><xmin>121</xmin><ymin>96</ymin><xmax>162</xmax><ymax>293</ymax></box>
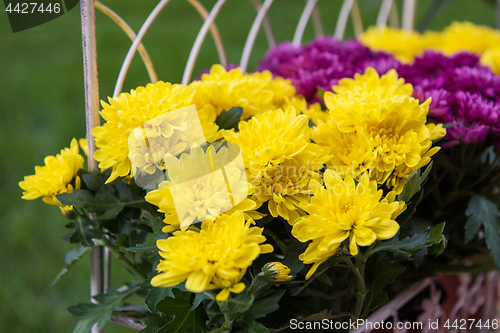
<box><xmin>398</xmin><ymin>169</ymin><xmax>420</xmax><ymax>202</ymax></box>
<box><xmin>155</xmin><ymin>289</ymin><xmax>207</xmax><ymax>333</ymax></box>
<box><xmin>465</xmin><ymin>195</ymin><xmax>494</xmax><ymax>243</ymax></box>
<box><xmin>67</xmin><ymin>217</ymin><xmax>102</xmax><ymax>247</ymax></box>
<box><xmin>49</xmin><ymin>247</ymin><xmax>90</xmax><ymax>292</ymax></box>
<box><xmin>227</xmin><ymin>293</ymin><xmax>255</xmax><ymax>315</ymax></box>
<box><xmin>371</xmin><ymin>223</ymin><xmax>446</xmax><ymax>260</ymax></box>
<box><xmin>127</xmin><ymin>243</ymin><xmax>158</xmax><ymax>258</ymax></box>
<box><xmin>372</xmin><ymin>230</ymin><xmax>430</xmax><ymax>257</ymax></box>
<box><xmin>129</xmin><ymin>210</ymin><xmax>165</xmax><ymax>229</ymax></box>
<box><xmin>145</xmin><ymin>287</ymin><xmax>174</xmax><ymax>313</ymax></box>
<box><xmin>57</xmin><ymin>170</ymin><xmax>145</xmax><ymax>220</ymax></box>
<box><xmin>426</xmin><ymin>222</ymin><xmax>446</xmax><ymax>247</ymax></box>
<box><xmin>191</xmin><ymin>292</ymin><xmax>214</xmax><ymax>311</ymax></box>
<box><xmin>419</xmin><ymin>161</ymin><xmax>433</xmax><ymax>187</ymax></box>
<box><xmin>281</xmin><ymin>241</ymin><xmax>307</xmax><ymax>277</ymax></box>
<box><xmin>216</xmin><ymin>107</ymin><xmax>243</xmax><ymax>130</ymax></box>
<box><xmin>396</xmin><ymin>189</ymin><xmax>423</xmax><ymax>225</ymax></box>
<box><xmin>365</xmin><ymin>254</ymin><xmax>406</xmax><ymax>311</ymax></box>
<box><xmin>57</xmin><ymin>189</ymin><xmax>124</xmax><ymax>220</ymax></box>
<box><xmin>139</xmin><ymin>317</ymin><xmax>174</xmax><ymax>333</ymax></box>
<box><xmin>465</xmin><ymin>195</ymin><xmax>500</xmax><ymax>268</ymax></box>
<box><xmin>68</xmin><ymin>289</ymin><xmax>136</xmax><ymax>333</ymax></box>
<box><xmin>236</xmin><ymin>289</ymin><xmax>285</xmax><ymax>332</ymax></box>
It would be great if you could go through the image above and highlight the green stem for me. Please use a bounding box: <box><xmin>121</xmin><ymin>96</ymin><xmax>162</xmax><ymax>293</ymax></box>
<box><xmin>347</xmin><ymin>256</ymin><xmax>367</xmax><ymax>319</ymax></box>
<box><xmin>221</xmin><ymin>300</ymin><xmax>232</xmax><ymax>331</ymax></box>
<box><xmin>99</xmin><ymin>239</ymin><xmax>147</xmax><ymax>282</ymax></box>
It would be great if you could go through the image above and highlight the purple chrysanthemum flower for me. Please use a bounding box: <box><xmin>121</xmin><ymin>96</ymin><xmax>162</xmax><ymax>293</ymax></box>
<box><xmin>441</xmin><ymin>66</ymin><xmax>500</xmax><ymax>101</ymax></box>
<box><xmin>413</xmin><ymin>87</ymin><xmax>452</xmax><ymax>119</ymax></box>
<box><xmin>396</xmin><ymin>51</ymin><xmax>484</xmax><ymax>86</ymax></box>
<box><xmin>258</xmin><ymin>37</ymin><xmax>398</xmax><ymax>102</ymax></box>
<box><xmin>398</xmin><ymin>50</ymin><xmax>500</xmax><ymax>147</ymax></box>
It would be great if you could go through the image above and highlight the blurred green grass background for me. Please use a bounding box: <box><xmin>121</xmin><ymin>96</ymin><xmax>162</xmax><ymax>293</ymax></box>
<box><xmin>0</xmin><ymin>0</ymin><xmax>497</xmax><ymax>332</ymax></box>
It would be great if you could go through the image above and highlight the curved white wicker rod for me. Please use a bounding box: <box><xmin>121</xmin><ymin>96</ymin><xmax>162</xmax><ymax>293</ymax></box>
<box><xmin>402</xmin><ymin>0</ymin><xmax>417</xmax><ymax>31</ymax></box>
<box><xmin>311</xmin><ymin>6</ymin><xmax>324</xmax><ymax>37</ymax></box>
<box><xmin>186</xmin><ymin>0</ymin><xmax>228</xmax><ymax>67</ymax></box>
<box><xmin>376</xmin><ymin>0</ymin><xmax>394</xmax><ymax>27</ymax></box>
<box><xmin>240</xmin><ymin>0</ymin><xmax>275</xmax><ymax>72</ymax></box>
<box><xmin>250</xmin><ymin>0</ymin><xmax>276</xmax><ymax>48</ymax></box>
<box><xmin>182</xmin><ymin>0</ymin><xmax>228</xmax><ymax>85</ymax></box>
<box><xmin>334</xmin><ymin>0</ymin><xmax>355</xmax><ymax>40</ymax></box>
<box><xmin>114</xmin><ymin>0</ymin><xmax>171</xmax><ymax>97</ymax></box>
<box><xmin>95</xmin><ymin>1</ymin><xmax>158</xmax><ymax>84</ymax></box>
<box><xmin>350</xmin><ymin>0</ymin><xmax>363</xmax><ymax>37</ymax></box>
<box><xmin>292</xmin><ymin>0</ymin><xmax>320</xmax><ymax>46</ymax></box>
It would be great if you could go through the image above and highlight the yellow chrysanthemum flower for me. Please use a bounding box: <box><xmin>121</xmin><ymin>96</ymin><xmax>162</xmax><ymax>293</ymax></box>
<box><xmin>292</xmin><ymin>170</ymin><xmax>405</xmax><ymax>279</ymax></box>
<box><xmin>361</xmin><ymin>22</ymin><xmax>500</xmax><ymax>63</ymax></box>
<box><xmin>145</xmin><ymin>144</ymin><xmax>263</xmax><ymax>232</ymax></box>
<box><xmin>224</xmin><ymin>107</ymin><xmax>331</xmax><ymax>222</ymax></box>
<box><xmin>481</xmin><ymin>48</ymin><xmax>500</xmax><ymax>75</ymax></box>
<box><xmin>325</xmin><ymin>68</ymin><xmax>413</xmax><ymax>132</ymax></box>
<box><xmin>314</xmin><ymin>68</ymin><xmax>445</xmax><ymax>193</ymax></box>
<box><xmin>93</xmin><ymin>81</ymin><xmax>219</xmax><ymax>184</ymax></box>
<box><xmin>360</xmin><ymin>26</ymin><xmax>428</xmax><ymax>63</ymax></box>
<box><xmin>19</xmin><ymin>138</ymin><xmax>84</xmax><ymax>206</ymax></box>
<box><xmin>431</xmin><ymin>21</ymin><xmax>500</xmax><ymax>55</ymax></box>
<box><xmin>190</xmin><ymin>64</ymin><xmax>310</xmax><ymax>120</ymax></box>
<box><xmin>151</xmin><ymin>211</ymin><xmax>274</xmax><ymax>301</ymax></box>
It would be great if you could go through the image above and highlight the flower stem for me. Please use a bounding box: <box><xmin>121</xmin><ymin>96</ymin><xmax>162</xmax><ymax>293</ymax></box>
<box><xmin>347</xmin><ymin>256</ymin><xmax>367</xmax><ymax>319</ymax></box>
<box><xmin>221</xmin><ymin>300</ymin><xmax>232</xmax><ymax>331</ymax></box>
<box><xmin>98</xmin><ymin>239</ymin><xmax>147</xmax><ymax>282</ymax></box>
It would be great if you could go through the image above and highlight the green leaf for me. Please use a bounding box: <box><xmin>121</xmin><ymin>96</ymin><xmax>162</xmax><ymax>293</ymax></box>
<box><xmin>398</xmin><ymin>169</ymin><xmax>420</xmax><ymax>202</ymax></box>
<box><xmin>216</xmin><ymin>107</ymin><xmax>243</xmax><ymax>130</ymax></box>
<box><xmin>57</xmin><ymin>170</ymin><xmax>145</xmax><ymax>220</ymax></box>
<box><xmin>236</xmin><ymin>289</ymin><xmax>285</xmax><ymax>333</ymax></box>
<box><xmin>419</xmin><ymin>161</ymin><xmax>433</xmax><ymax>187</ymax></box>
<box><xmin>49</xmin><ymin>247</ymin><xmax>90</xmax><ymax>292</ymax></box>
<box><xmin>465</xmin><ymin>195</ymin><xmax>500</xmax><ymax>268</ymax></box>
<box><xmin>282</xmin><ymin>241</ymin><xmax>307</xmax><ymax>277</ymax></box>
<box><xmin>365</xmin><ymin>254</ymin><xmax>406</xmax><ymax>311</ymax></box>
<box><xmin>396</xmin><ymin>189</ymin><xmax>423</xmax><ymax>225</ymax></box>
<box><xmin>227</xmin><ymin>293</ymin><xmax>255</xmax><ymax>315</ymax></box>
<box><xmin>465</xmin><ymin>195</ymin><xmax>494</xmax><ymax>242</ymax></box>
<box><xmin>371</xmin><ymin>223</ymin><xmax>446</xmax><ymax>259</ymax></box>
<box><xmin>139</xmin><ymin>317</ymin><xmax>173</xmax><ymax>333</ymax></box>
<box><xmin>126</xmin><ymin>243</ymin><xmax>158</xmax><ymax>258</ymax></box>
<box><xmin>68</xmin><ymin>289</ymin><xmax>136</xmax><ymax>333</ymax></box>
<box><xmin>316</xmin><ymin>88</ymin><xmax>326</xmax><ymax>100</ymax></box>
<box><xmin>426</xmin><ymin>222</ymin><xmax>446</xmax><ymax>247</ymax></box>
<box><xmin>155</xmin><ymin>289</ymin><xmax>208</xmax><ymax>333</ymax></box>
<box><xmin>129</xmin><ymin>210</ymin><xmax>165</xmax><ymax>229</ymax></box>
<box><xmin>57</xmin><ymin>189</ymin><xmax>124</xmax><ymax>220</ymax></box>
<box><xmin>397</xmin><ymin>163</ymin><xmax>432</xmax><ymax>203</ymax></box>
<box><xmin>66</xmin><ymin>217</ymin><xmax>102</xmax><ymax>247</ymax></box>
<box><xmin>442</xmin><ymin>121</ymin><xmax>462</xmax><ymax>129</ymax></box>
<box><xmin>191</xmin><ymin>292</ymin><xmax>214</xmax><ymax>311</ymax></box>
<box><xmin>145</xmin><ymin>287</ymin><xmax>174</xmax><ymax>313</ymax></box>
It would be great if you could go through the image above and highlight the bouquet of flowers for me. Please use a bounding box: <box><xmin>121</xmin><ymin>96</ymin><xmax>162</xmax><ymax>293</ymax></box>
<box><xmin>19</xmin><ymin>2</ymin><xmax>500</xmax><ymax>330</ymax></box>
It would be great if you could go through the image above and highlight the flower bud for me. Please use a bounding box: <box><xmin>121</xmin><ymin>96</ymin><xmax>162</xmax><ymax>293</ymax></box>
<box><xmin>262</xmin><ymin>262</ymin><xmax>292</xmax><ymax>283</ymax></box>
<box><xmin>60</xmin><ymin>205</ymin><xmax>77</xmax><ymax>220</ymax></box>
